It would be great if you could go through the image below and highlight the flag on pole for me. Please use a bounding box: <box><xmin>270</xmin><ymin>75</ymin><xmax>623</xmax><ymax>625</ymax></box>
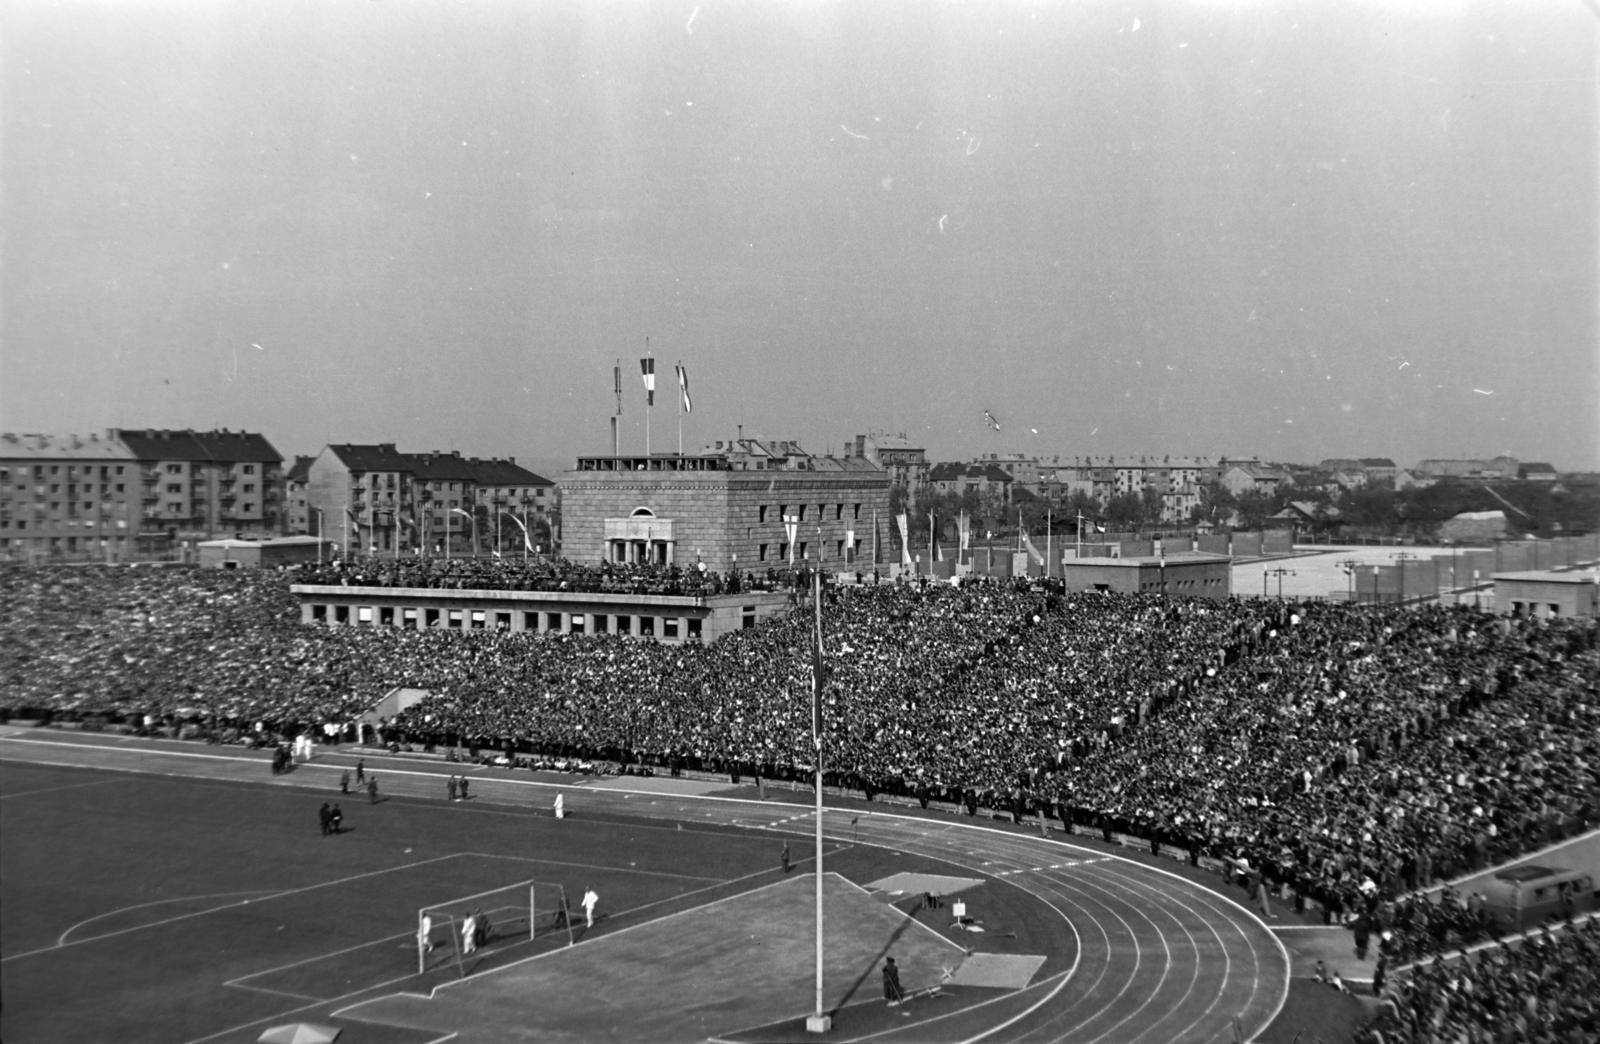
<box><xmin>1022</xmin><ymin>531</ymin><xmax>1046</xmax><ymax>566</ymax></box>
<box><xmin>895</xmin><ymin>513</ymin><xmax>912</xmax><ymax>566</ymax></box>
<box><xmin>613</xmin><ymin>362</ymin><xmax>623</xmax><ymax>415</ymax></box>
<box><xmin>958</xmin><ymin>511</ymin><xmax>971</xmax><ymax>554</ymax></box>
<box><xmin>675</xmin><ymin>364</ymin><xmax>692</xmax><ymax>413</ymax></box>
<box><xmin>640</xmin><ymin>358</ymin><xmax>655</xmax><ymax>405</ymax></box>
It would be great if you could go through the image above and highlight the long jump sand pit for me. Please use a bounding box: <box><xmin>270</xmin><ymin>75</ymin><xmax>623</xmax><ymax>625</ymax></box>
<box><xmin>338</xmin><ymin>872</ymin><xmax>968</xmax><ymax>1043</ymax></box>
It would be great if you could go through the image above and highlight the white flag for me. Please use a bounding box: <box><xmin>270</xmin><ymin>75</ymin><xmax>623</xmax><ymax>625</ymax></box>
<box><xmin>675</xmin><ymin>364</ymin><xmax>692</xmax><ymax>413</ymax></box>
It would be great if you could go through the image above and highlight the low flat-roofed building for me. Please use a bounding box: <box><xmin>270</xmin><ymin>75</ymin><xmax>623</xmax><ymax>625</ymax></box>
<box><xmin>1059</xmin><ymin>552</ymin><xmax>1232</xmax><ymax>599</ymax></box>
<box><xmin>290</xmin><ymin>583</ymin><xmax>793</xmax><ymax>643</ymax></box>
<box><xmin>1494</xmin><ymin>569</ymin><xmax>1599</xmax><ymax>619</ymax></box>
<box><xmin>198</xmin><ymin>536</ymin><xmax>329</xmax><ymax>569</ymax></box>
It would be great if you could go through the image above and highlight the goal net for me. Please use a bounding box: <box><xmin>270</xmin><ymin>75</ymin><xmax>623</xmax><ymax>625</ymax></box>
<box><xmin>417</xmin><ymin>879</ymin><xmax>573</xmax><ymax>975</ymax></box>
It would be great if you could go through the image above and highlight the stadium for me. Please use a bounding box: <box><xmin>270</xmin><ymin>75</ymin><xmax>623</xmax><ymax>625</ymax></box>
<box><xmin>2</xmin><ymin>558</ymin><xmax>1597</xmax><ymax>1044</ymax></box>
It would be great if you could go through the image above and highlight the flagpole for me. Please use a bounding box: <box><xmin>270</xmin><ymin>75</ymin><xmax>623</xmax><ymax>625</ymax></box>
<box><xmin>1047</xmin><ymin>510</ymin><xmax>1052</xmax><ymax>579</ymax></box>
<box><xmin>677</xmin><ymin>359</ymin><xmax>683</xmax><ymax>458</ymax></box>
<box><xmin>807</xmin><ymin>565</ymin><xmax>831</xmax><ymax>1034</ymax></box>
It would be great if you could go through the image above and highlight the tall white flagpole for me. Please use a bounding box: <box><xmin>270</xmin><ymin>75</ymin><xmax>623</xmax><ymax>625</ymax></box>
<box><xmin>806</xmin><ymin>566</ymin><xmax>831</xmax><ymax>1034</ymax></box>
<box><xmin>677</xmin><ymin>360</ymin><xmax>683</xmax><ymax>458</ymax></box>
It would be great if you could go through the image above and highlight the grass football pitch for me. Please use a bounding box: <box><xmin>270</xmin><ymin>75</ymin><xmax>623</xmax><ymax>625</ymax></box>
<box><xmin>1</xmin><ymin>758</ymin><xmax>1060</xmax><ymax>1044</ymax></box>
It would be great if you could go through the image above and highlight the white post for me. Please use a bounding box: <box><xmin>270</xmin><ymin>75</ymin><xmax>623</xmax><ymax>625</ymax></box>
<box><xmin>806</xmin><ymin>565</ymin><xmax>830</xmax><ymax>1034</ymax></box>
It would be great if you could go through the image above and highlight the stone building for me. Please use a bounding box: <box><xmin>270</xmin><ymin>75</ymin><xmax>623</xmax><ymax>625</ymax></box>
<box><xmin>560</xmin><ymin>450</ymin><xmax>891</xmax><ymax>574</ymax></box>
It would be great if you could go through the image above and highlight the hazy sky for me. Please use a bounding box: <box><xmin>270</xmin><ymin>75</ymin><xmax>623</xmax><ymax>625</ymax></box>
<box><xmin>3</xmin><ymin>1</ymin><xmax>1596</xmax><ymax>473</ymax></box>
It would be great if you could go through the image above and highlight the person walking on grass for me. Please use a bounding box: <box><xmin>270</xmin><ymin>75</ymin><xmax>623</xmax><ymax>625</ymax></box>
<box><xmin>883</xmin><ymin>956</ymin><xmax>905</xmax><ymax>1006</ymax></box>
<box><xmin>331</xmin><ymin>804</ymin><xmax>343</xmax><ymax>833</ymax></box>
<box><xmin>319</xmin><ymin>802</ymin><xmax>332</xmax><ymax>836</ymax></box>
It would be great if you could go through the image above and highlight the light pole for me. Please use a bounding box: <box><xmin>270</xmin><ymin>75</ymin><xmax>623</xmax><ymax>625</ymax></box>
<box><xmin>1268</xmin><ymin>566</ymin><xmax>1296</xmax><ymax>599</ymax></box>
<box><xmin>316</xmin><ymin>509</ymin><xmax>325</xmax><ymax>565</ymax></box>
<box><xmin>1393</xmin><ymin>552</ymin><xmax>1418</xmax><ymax>605</ymax></box>
<box><xmin>1338</xmin><ymin>558</ymin><xmax>1359</xmax><ymax>603</ymax></box>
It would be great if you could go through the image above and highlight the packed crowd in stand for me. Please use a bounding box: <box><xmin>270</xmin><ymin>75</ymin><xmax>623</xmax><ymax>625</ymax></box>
<box><xmin>1355</xmin><ymin>919</ymin><xmax>1599</xmax><ymax>1044</ymax></box>
<box><xmin>290</xmin><ymin>555</ymin><xmax>792</xmax><ymax>596</ymax></box>
<box><xmin>4</xmin><ymin>557</ymin><xmax>1597</xmax><ymax>1027</ymax></box>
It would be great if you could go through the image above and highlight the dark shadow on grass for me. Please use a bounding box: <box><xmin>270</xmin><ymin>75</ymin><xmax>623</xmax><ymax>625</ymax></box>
<box><xmin>829</xmin><ymin>909</ymin><xmax>918</xmax><ymax>1016</ymax></box>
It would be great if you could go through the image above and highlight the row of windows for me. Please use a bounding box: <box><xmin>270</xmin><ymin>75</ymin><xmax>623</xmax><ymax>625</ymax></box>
<box><xmin>0</xmin><ymin>518</ymin><xmax>130</xmax><ymax>530</ymax></box>
<box><xmin>757</xmin><ymin>539</ymin><xmax>862</xmax><ymax>562</ymax></box>
<box><xmin>309</xmin><ymin>604</ymin><xmax>703</xmax><ymax>639</ymax></box>
<box><xmin>756</xmin><ymin>503</ymin><xmax>862</xmax><ymax>524</ymax></box>
<box><xmin>0</xmin><ymin>464</ymin><xmax>262</xmax><ymax>480</ymax></box>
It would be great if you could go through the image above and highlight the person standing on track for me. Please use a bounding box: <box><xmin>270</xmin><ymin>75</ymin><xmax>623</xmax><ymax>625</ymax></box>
<box><xmin>331</xmin><ymin>803</ymin><xmax>343</xmax><ymax>833</ymax></box>
<box><xmin>319</xmin><ymin>802</ymin><xmax>332</xmax><ymax>835</ymax></box>
<box><xmin>448</xmin><ymin>776</ymin><xmax>457</xmax><ymax>802</ymax></box>
<box><xmin>781</xmin><ymin>841</ymin><xmax>790</xmax><ymax>874</ymax></box>
<box><xmin>368</xmin><ymin>776</ymin><xmax>379</xmax><ymax>804</ymax></box>
<box><xmin>883</xmin><ymin>957</ymin><xmax>904</xmax><ymax>1006</ymax></box>
<box><xmin>459</xmin><ymin>776</ymin><xmax>469</xmax><ymax>801</ymax></box>
<box><xmin>581</xmin><ymin>888</ymin><xmax>598</xmax><ymax>928</ymax></box>
<box><xmin>356</xmin><ymin>759</ymin><xmax>365</xmax><ymax>784</ymax></box>
<box><xmin>340</xmin><ymin>770</ymin><xmax>350</xmax><ymax>794</ymax></box>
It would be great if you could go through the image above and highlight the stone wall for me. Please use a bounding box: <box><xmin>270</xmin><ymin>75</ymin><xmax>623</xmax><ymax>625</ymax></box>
<box><xmin>558</xmin><ymin>469</ymin><xmax>891</xmax><ymax>574</ymax></box>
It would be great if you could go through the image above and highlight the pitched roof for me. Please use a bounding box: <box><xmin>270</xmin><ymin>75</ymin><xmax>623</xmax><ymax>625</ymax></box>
<box><xmin>464</xmin><ymin>457</ymin><xmax>551</xmax><ymax>486</ymax></box>
<box><xmin>116</xmin><ymin>428</ymin><xmax>283</xmax><ymax>464</ymax></box>
<box><xmin>0</xmin><ymin>432</ymin><xmax>136</xmax><ymax>461</ymax></box>
<box><xmin>324</xmin><ymin>443</ymin><xmax>412</xmax><ymax>473</ymax></box>
<box><xmin>285</xmin><ymin>455</ymin><xmax>315</xmax><ymax>483</ymax></box>
<box><xmin>1359</xmin><ymin>458</ymin><xmax>1397</xmax><ymax>468</ymax></box>
<box><xmin>407</xmin><ymin>451</ymin><xmax>478</xmax><ymax>482</ymax></box>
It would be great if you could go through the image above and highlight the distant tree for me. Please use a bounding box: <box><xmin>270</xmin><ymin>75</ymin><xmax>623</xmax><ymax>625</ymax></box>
<box><xmin>1233</xmin><ymin>490</ymin><xmax>1276</xmax><ymax>531</ymax></box>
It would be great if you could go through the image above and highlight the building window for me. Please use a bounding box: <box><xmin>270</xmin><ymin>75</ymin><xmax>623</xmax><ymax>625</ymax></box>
<box><xmin>798</xmin><ymin>505</ymin><xmax>807</xmax><ymax>522</ymax></box>
<box><xmin>569</xmin><ymin>613</ymin><xmax>585</xmax><ymax>635</ymax></box>
<box><xmin>403</xmin><ymin>608</ymin><xmax>418</xmax><ymax>626</ymax></box>
<box><xmin>312</xmin><ymin>603</ymin><xmax>327</xmax><ymax>622</ymax></box>
<box><xmin>471</xmin><ymin>610</ymin><xmax>486</xmax><ymax>629</ymax></box>
<box><xmin>523</xmin><ymin>612</ymin><xmax>537</xmax><ymax>630</ymax></box>
<box><xmin>357</xmin><ymin>606</ymin><xmax>373</xmax><ymax>624</ymax></box>
<box><xmin>759</xmin><ymin>505</ymin><xmax>768</xmax><ymax>523</ymax></box>
<box><xmin>758</xmin><ymin>543</ymin><xmax>768</xmax><ymax>561</ymax></box>
<box><xmin>592</xmin><ymin>614</ymin><xmax>608</xmax><ymax>635</ymax></box>
<box><xmin>777</xmin><ymin>543</ymin><xmax>787</xmax><ymax>560</ymax></box>
<box><xmin>334</xmin><ymin>605</ymin><xmax>350</xmax><ymax>624</ymax></box>
<box><xmin>638</xmin><ymin>616</ymin><xmax>655</xmax><ymax>638</ymax></box>
<box><xmin>798</xmin><ymin>541</ymin><xmax>807</xmax><ymax>559</ymax></box>
<box><xmin>425</xmin><ymin>608</ymin><xmax>441</xmax><ymax>627</ymax></box>
<box><xmin>687</xmin><ymin>618</ymin><xmax>702</xmax><ymax>639</ymax></box>
<box><xmin>616</xmin><ymin>615</ymin><xmax>631</xmax><ymax>635</ymax></box>
<box><xmin>167</xmin><ymin>464</ymin><xmax>181</xmax><ymax>475</ymax></box>
<box><xmin>448</xmin><ymin>609</ymin><xmax>463</xmax><ymax>628</ymax></box>
<box><xmin>662</xmin><ymin>618</ymin><xmax>679</xmax><ymax>639</ymax></box>
<box><xmin>742</xmin><ymin>607</ymin><xmax>757</xmax><ymax>629</ymax></box>
<box><xmin>546</xmin><ymin>611</ymin><xmax>563</xmax><ymax>631</ymax></box>
<box><xmin>835</xmin><ymin>504</ymin><xmax>843</xmax><ymax>520</ymax></box>
<box><xmin>380</xmin><ymin>606</ymin><xmax>395</xmax><ymax>625</ymax></box>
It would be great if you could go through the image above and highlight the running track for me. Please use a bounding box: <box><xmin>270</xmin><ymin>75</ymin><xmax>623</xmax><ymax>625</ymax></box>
<box><xmin>1</xmin><ymin>732</ymin><xmax>1289</xmax><ymax>1044</ymax></box>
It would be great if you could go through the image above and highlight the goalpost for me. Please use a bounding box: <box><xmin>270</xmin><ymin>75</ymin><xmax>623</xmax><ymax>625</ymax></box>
<box><xmin>417</xmin><ymin>879</ymin><xmax>575</xmax><ymax>976</ymax></box>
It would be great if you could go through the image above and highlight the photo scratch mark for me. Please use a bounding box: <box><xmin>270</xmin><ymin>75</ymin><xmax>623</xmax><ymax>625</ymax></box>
<box><xmin>840</xmin><ymin>125</ymin><xmax>868</xmax><ymax>141</ymax></box>
<box><xmin>685</xmin><ymin>6</ymin><xmax>699</xmax><ymax>34</ymax></box>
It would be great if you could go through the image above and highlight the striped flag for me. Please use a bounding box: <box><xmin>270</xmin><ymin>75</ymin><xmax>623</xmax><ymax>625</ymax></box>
<box><xmin>613</xmin><ymin>362</ymin><xmax>623</xmax><ymax>416</ymax></box>
<box><xmin>640</xmin><ymin>358</ymin><xmax>655</xmax><ymax>405</ymax></box>
<box><xmin>675</xmin><ymin>363</ymin><xmax>692</xmax><ymax>413</ymax></box>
